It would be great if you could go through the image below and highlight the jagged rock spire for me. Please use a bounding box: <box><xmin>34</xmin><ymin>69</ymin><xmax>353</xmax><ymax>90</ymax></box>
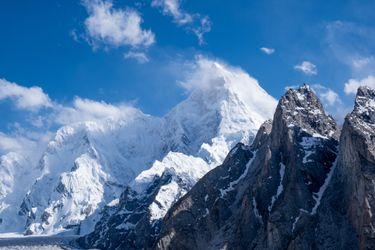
<box><xmin>276</xmin><ymin>84</ymin><xmax>338</xmax><ymax>139</ymax></box>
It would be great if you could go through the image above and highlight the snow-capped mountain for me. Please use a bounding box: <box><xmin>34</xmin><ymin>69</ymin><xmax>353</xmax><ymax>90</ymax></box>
<box><xmin>0</xmin><ymin>58</ymin><xmax>276</xmax><ymax>236</ymax></box>
<box><xmin>78</xmin><ymin>60</ymin><xmax>276</xmax><ymax>249</ymax></box>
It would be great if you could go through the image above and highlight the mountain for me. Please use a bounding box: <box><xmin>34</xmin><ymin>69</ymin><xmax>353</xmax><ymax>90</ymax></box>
<box><xmin>77</xmin><ymin>60</ymin><xmax>277</xmax><ymax>249</ymax></box>
<box><xmin>156</xmin><ymin>84</ymin><xmax>340</xmax><ymax>249</ymax></box>
<box><xmin>0</xmin><ymin>58</ymin><xmax>276</xmax><ymax>236</ymax></box>
<box><xmin>155</xmin><ymin>85</ymin><xmax>375</xmax><ymax>250</ymax></box>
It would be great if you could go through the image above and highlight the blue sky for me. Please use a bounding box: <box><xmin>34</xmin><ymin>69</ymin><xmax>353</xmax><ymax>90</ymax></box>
<box><xmin>0</xmin><ymin>0</ymin><xmax>374</xmax><ymax>139</ymax></box>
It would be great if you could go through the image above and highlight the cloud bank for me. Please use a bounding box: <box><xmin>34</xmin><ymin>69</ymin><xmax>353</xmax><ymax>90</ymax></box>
<box><xmin>0</xmin><ymin>78</ymin><xmax>141</xmax><ymax>160</ymax></box>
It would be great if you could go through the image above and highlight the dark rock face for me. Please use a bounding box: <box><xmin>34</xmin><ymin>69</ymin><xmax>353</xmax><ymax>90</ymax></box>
<box><xmin>343</xmin><ymin>87</ymin><xmax>375</xmax><ymax>249</ymax></box>
<box><xmin>311</xmin><ymin>86</ymin><xmax>375</xmax><ymax>250</ymax></box>
<box><xmin>156</xmin><ymin>85</ymin><xmax>340</xmax><ymax>249</ymax></box>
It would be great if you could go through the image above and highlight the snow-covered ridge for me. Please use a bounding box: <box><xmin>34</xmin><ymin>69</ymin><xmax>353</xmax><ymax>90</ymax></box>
<box><xmin>0</xmin><ymin>58</ymin><xmax>277</xmax><ymax>236</ymax></box>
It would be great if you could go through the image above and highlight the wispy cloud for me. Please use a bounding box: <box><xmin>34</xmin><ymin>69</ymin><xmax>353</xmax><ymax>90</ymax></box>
<box><xmin>192</xmin><ymin>16</ymin><xmax>211</xmax><ymax>45</ymax></box>
<box><xmin>260</xmin><ymin>47</ymin><xmax>275</xmax><ymax>55</ymax></box>
<box><xmin>82</xmin><ymin>0</ymin><xmax>155</xmax><ymax>49</ymax></box>
<box><xmin>344</xmin><ymin>75</ymin><xmax>375</xmax><ymax>95</ymax></box>
<box><xmin>124</xmin><ymin>51</ymin><xmax>150</xmax><ymax>63</ymax></box>
<box><xmin>151</xmin><ymin>0</ymin><xmax>193</xmax><ymax>25</ymax></box>
<box><xmin>0</xmin><ymin>79</ymin><xmax>52</xmax><ymax>111</ymax></box>
<box><xmin>325</xmin><ymin>21</ymin><xmax>375</xmax><ymax>74</ymax></box>
<box><xmin>352</xmin><ymin>57</ymin><xmax>372</xmax><ymax>69</ymax></box>
<box><xmin>325</xmin><ymin>21</ymin><xmax>375</xmax><ymax>93</ymax></box>
<box><xmin>294</xmin><ymin>61</ymin><xmax>317</xmax><ymax>75</ymax></box>
<box><xmin>151</xmin><ymin>0</ymin><xmax>211</xmax><ymax>45</ymax></box>
<box><xmin>312</xmin><ymin>84</ymin><xmax>342</xmax><ymax>106</ymax></box>
<box><xmin>311</xmin><ymin>84</ymin><xmax>350</xmax><ymax>122</ymax></box>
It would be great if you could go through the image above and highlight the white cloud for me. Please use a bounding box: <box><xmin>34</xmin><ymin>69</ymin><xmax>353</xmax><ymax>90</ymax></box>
<box><xmin>311</xmin><ymin>84</ymin><xmax>351</xmax><ymax>122</ymax></box>
<box><xmin>0</xmin><ymin>78</ymin><xmax>142</xmax><ymax>160</ymax></box>
<box><xmin>151</xmin><ymin>0</ymin><xmax>193</xmax><ymax>25</ymax></box>
<box><xmin>260</xmin><ymin>47</ymin><xmax>275</xmax><ymax>55</ymax></box>
<box><xmin>312</xmin><ymin>84</ymin><xmax>342</xmax><ymax>106</ymax></box>
<box><xmin>54</xmin><ymin>97</ymin><xmax>140</xmax><ymax>125</ymax></box>
<box><xmin>0</xmin><ymin>77</ymin><xmax>141</xmax><ymax>127</ymax></box>
<box><xmin>124</xmin><ymin>51</ymin><xmax>149</xmax><ymax>63</ymax></box>
<box><xmin>321</xmin><ymin>89</ymin><xmax>340</xmax><ymax>106</ymax></box>
<box><xmin>151</xmin><ymin>0</ymin><xmax>211</xmax><ymax>45</ymax></box>
<box><xmin>0</xmin><ymin>79</ymin><xmax>52</xmax><ymax>111</ymax></box>
<box><xmin>352</xmin><ymin>57</ymin><xmax>372</xmax><ymax>69</ymax></box>
<box><xmin>294</xmin><ymin>61</ymin><xmax>317</xmax><ymax>75</ymax></box>
<box><xmin>344</xmin><ymin>75</ymin><xmax>375</xmax><ymax>95</ymax></box>
<box><xmin>83</xmin><ymin>0</ymin><xmax>155</xmax><ymax>49</ymax></box>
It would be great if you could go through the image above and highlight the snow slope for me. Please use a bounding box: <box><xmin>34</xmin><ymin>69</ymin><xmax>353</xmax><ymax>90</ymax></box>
<box><xmin>0</xmin><ymin>58</ymin><xmax>276</xmax><ymax>236</ymax></box>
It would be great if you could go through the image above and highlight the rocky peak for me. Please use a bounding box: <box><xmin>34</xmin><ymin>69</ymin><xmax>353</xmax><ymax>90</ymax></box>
<box><xmin>276</xmin><ymin>84</ymin><xmax>338</xmax><ymax>139</ymax></box>
<box><xmin>351</xmin><ymin>86</ymin><xmax>375</xmax><ymax>127</ymax></box>
<box><xmin>341</xmin><ymin>86</ymin><xmax>375</xmax><ymax>167</ymax></box>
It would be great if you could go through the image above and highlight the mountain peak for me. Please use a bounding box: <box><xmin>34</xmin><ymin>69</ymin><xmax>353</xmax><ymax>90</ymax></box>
<box><xmin>165</xmin><ymin>58</ymin><xmax>276</xmax><ymax>158</ymax></box>
<box><xmin>277</xmin><ymin>84</ymin><xmax>338</xmax><ymax>139</ymax></box>
<box><xmin>346</xmin><ymin>86</ymin><xmax>375</xmax><ymax>142</ymax></box>
<box><xmin>353</xmin><ymin>86</ymin><xmax>375</xmax><ymax>123</ymax></box>
<box><xmin>283</xmin><ymin>84</ymin><xmax>321</xmax><ymax>111</ymax></box>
